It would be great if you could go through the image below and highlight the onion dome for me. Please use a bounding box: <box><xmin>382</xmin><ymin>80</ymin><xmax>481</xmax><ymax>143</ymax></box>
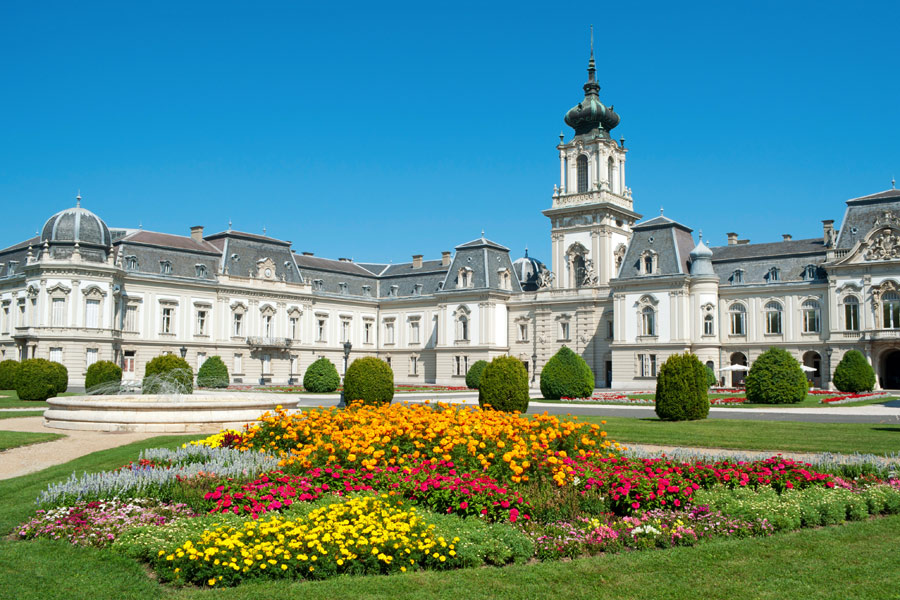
<box><xmin>512</xmin><ymin>248</ymin><xmax>545</xmax><ymax>291</ymax></box>
<box><xmin>41</xmin><ymin>194</ymin><xmax>111</xmax><ymax>248</ymax></box>
<box><xmin>689</xmin><ymin>232</ymin><xmax>715</xmax><ymax>276</ymax></box>
<box><xmin>564</xmin><ymin>49</ymin><xmax>620</xmax><ymax>138</ymax></box>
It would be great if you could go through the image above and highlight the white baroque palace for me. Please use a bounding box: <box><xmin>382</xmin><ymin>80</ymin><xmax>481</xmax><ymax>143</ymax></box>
<box><xmin>2</xmin><ymin>51</ymin><xmax>899</xmax><ymax>390</ymax></box>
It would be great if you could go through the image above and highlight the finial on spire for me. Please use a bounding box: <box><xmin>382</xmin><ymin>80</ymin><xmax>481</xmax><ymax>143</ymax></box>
<box><xmin>228</xmin><ymin>219</ymin><xmax>232</xmax><ymax>231</ymax></box>
<box><xmin>263</xmin><ymin>226</ymin><xmax>267</xmax><ymax>236</ymax></box>
<box><xmin>586</xmin><ymin>26</ymin><xmax>596</xmax><ymax>84</ymax></box>
<box><xmin>481</xmin><ymin>228</ymin><xmax>485</xmax><ymax>238</ymax></box>
<box><xmin>76</xmin><ymin>190</ymin><xmax>81</xmax><ymax>208</ymax></box>
<box><xmin>525</xmin><ymin>245</ymin><xmax>529</xmax><ymax>258</ymax></box>
<box><xmin>660</xmin><ymin>206</ymin><xmax>664</xmax><ymax>216</ymax></box>
<box><xmin>893</xmin><ymin>176</ymin><xmax>896</xmax><ymax>190</ymax></box>
<box><xmin>699</xmin><ymin>230</ymin><xmax>703</xmax><ymax>242</ymax></box>
<box><xmin>138</xmin><ymin>221</ymin><xmax>142</xmax><ymax>230</ymax></box>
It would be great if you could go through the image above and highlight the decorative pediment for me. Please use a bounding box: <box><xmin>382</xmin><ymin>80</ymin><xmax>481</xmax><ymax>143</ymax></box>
<box><xmin>635</xmin><ymin>294</ymin><xmax>659</xmax><ymax>308</ymax></box>
<box><xmin>256</xmin><ymin>257</ymin><xmax>277</xmax><ymax>280</ymax></box>
<box><xmin>259</xmin><ymin>303</ymin><xmax>276</xmax><ymax>316</ymax></box>
<box><xmin>47</xmin><ymin>283</ymin><xmax>71</xmax><ymax>296</ymax></box>
<box><xmin>835</xmin><ymin>281</ymin><xmax>863</xmax><ymax>294</ymax></box>
<box><xmin>81</xmin><ymin>284</ymin><xmax>107</xmax><ymax>298</ymax></box>
<box><xmin>230</xmin><ymin>300</ymin><xmax>248</xmax><ymax>313</ymax></box>
<box><xmin>26</xmin><ymin>284</ymin><xmax>40</xmax><ymax>298</ymax></box>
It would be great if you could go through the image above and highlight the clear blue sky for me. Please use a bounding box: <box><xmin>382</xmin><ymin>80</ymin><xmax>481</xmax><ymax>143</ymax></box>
<box><xmin>2</xmin><ymin>1</ymin><xmax>898</xmax><ymax>263</ymax></box>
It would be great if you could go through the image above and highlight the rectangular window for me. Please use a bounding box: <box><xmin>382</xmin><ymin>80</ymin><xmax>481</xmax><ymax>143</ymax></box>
<box><xmin>161</xmin><ymin>307</ymin><xmax>173</xmax><ymax>334</ymax></box>
<box><xmin>290</xmin><ymin>355</ymin><xmax>297</xmax><ymax>375</ymax></box>
<box><xmin>455</xmin><ymin>355</ymin><xmax>462</xmax><ymax>376</ymax></box>
<box><xmin>639</xmin><ymin>353</ymin><xmax>657</xmax><ymax>377</ymax></box>
<box><xmin>2</xmin><ymin>307</ymin><xmax>8</xmax><ymax>333</ymax></box>
<box><xmin>730</xmin><ymin>312</ymin><xmax>746</xmax><ymax>336</ymax></box>
<box><xmin>607</xmin><ymin>320</ymin><xmax>614</xmax><ymax>339</ymax></box>
<box><xmin>123</xmin><ymin>350</ymin><xmax>135</xmax><ymax>374</ymax></box>
<box><xmin>410</xmin><ymin>320</ymin><xmax>420</xmax><ymax>344</ymax></box>
<box><xmin>52</xmin><ymin>298</ymin><xmax>66</xmax><ymax>327</ymax></box>
<box><xmin>845</xmin><ymin>303</ymin><xmax>859</xmax><ymax>331</ymax></box>
<box><xmin>364</xmin><ymin>321</ymin><xmax>373</xmax><ymax>344</ymax></box>
<box><xmin>560</xmin><ymin>322</ymin><xmax>570</xmax><ymax>340</ymax></box>
<box><xmin>17</xmin><ymin>299</ymin><xmax>25</xmax><ymax>327</ymax></box>
<box><xmin>410</xmin><ymin>355</ymin><xmax>418</xmax><ymax>375</ymax></box>
<box><xmin>289</xmin><ymin>317</ymin><xmax>299</xmax><ymax>340</ymax></box>
<box><xmin>703</xmin><ymin>316</ymin><xmax>714</xmax><ymax>336</ymax></box>
<box><xmin>233</xmin><ymin>353</ymin><xmax>243</xmax><ymax>374</ymax></box>
<box><xmin>518</xmin><ymin>323</ymin><xmax>529</xmax><ymax>342</ymax></box>
<box><xmin>341</xmin><ymin>319</ymin><xmax>350</xmax><ymax>343</ymax></box>
<box><xmin>385</xmin><ymin>321</ymin><xmax>395</xmax><ymax>344</ymax></box>
<box><xmin>196</xmin><ymin>310</ymin><xmax>208</xmax><ymax>336</ymax></box>
<box><xmin>85</xmin><ymin>299</ymin><xmax>100</xmax><ymax>329</ymax></box>
<box><xmin>263</xmin><ymin>314</ymin><xmax>273</xmax><ymax>337</ymax></box>
<box><xmin>125</xmin><ymin>305</ymin><xmax>138</xmax><ymax>332</ymax></box>
<box><xmin>86</xmin><ymin>348</ymin><xmax>99</xmax><ymax>368</ymax></box>
<box><xmin>317</xmin><ymin>318</ymin><xmax>327</xmax><ymax>342</ymax></box>
<box><xmin>262</xmin><ymin>354</ymin><xmax>271</xmax><ymax>374</ymax></box>
<box><xmin>233</xmin><ymin>313</ymin><xmax>243</xmax><ymax>337</ymax></box>
<box><xmin>49</xmin><ymin>347</ymin><xmax>62</xmax><ymax>363</ymax></box>
<box><xmin>803</xmin><ymin>309</ymin><xmax>820</xmax><ymax>333</ymax></box>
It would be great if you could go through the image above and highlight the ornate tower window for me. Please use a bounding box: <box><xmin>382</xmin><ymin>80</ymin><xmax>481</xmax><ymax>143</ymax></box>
<box><xmin>703</xmin><ymin>314</ymin><xmax>715</xmax><ymax>336</ymax></box>
<box><xmin>843</xmin><ymin>296</ymin><xmax>860</xmax><ymax>331</ymax></box>
<box><xmin>765</xmin><ymin>301</ymin><xmax>783</xmax><ymax>334</ymax></box>
<box><xmin>576</xmin><ymin>155</ymin><xmax>589</xmax><ymax>193</ymax></box>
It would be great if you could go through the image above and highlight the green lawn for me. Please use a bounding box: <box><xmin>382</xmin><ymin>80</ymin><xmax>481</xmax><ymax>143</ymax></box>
<box><xmin>0</xmin><ymin>390</ymin><xmax>51</xmax><ymax>409</ymax></box>
<box><xmin>1</xmin><ymin>435</ymin><xmax>899</xmax><ymax>599</ymax></box>
<box><xmin>542</xmin><ymin>393</ymin><xmax>896</xmax><ymax>409</ymax></box>
<box><xmin>0</xmin><ymin>431</ymin><xmax>65</xmax><ymax>451</ymax></box>
<box><xmin>577</xmin><ymin>415</ymin><xmax>900</xmax><ymax>456</ymax></box>
<box><xmin>0</xmin><ymin>411</ymin><xmax>44</xmax><ymax>419</ymax></box>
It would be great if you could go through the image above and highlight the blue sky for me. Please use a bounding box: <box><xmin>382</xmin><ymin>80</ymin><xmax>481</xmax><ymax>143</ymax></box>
<box><xmin>2</xmin><ymin>1</ymin><xmax>898</xmax><ymax>264</ymax></box>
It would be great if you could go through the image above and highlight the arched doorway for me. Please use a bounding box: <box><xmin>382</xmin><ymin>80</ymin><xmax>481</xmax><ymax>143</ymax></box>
<box><xmin>883</xmin><ymin>351</ymin><xmax>900</xmax><ymax>390</ymax></box>
<box><xmin>802</xmin><ymin>351</ymin><xmax>822</xmax><ymax>389</ymax></box>
<box><xmin>730</xmin><ymin>352</ymin><xmax>748</xmax><ymax>388</ymax></box>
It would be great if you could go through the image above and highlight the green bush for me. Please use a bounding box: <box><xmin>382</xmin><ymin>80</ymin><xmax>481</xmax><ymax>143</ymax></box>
<box><xmin>705</xmin><ymin>365</ymin><xmax>717</xmax><ymax>388</ymax></box>
<box><xmin>48</xmin><ymin>361</ymin><xmax>68</xmax><ymax>394</ymax></box>
<box><xmin>14</xmin><ymin>358</ymin><xmax>58</xmax><ymax>401</ymax></box>
<box><xmin>465</xmin><ymin>360</ymin><xmax>489</xmax><ymax>390</ymax></box>
<box><xmin>832</xmin><ymin>349</ymin><xmax>876</xmax><ymax>393</ymax></box>
<box><xmin>478</xmin><ymin>356</ymin><xmax>530</xmax><ymax>413</ymax></box>
<box><xmin>197</xmin><ymin>356</ymin><xmax>229</xmax><ymax>388</ymax></box>
<box><xmin>745</xmin><ymin>347</ymin><xmax>807</xmax><ymax>404</ymax></box>
<box><xmin>303</xmin><ymin>357</ymin><xmax>340</xmax><ymax>393</ymax></box>
<box><xmin>539</xmin><ymin>346</ymin><xmax>595</xmax><ymax>399</ymax></box>
<box><xmin>654</xmin><ymin>353</ymin><xmax>710</xmax><ymax>421</ymax></box>
<box><xmin>343</xmin><ymin>356</ymin><xmax>394</xmax><ymax>406</ymax></box>
<box><xmin>0</xmin><ymin>359</ymin><xmax>20</xmax><ymax>390</ymax></box>
<box><xmin>143</xmin><ymin>354</ymin><xmax>193</xmax><ymax>395</ymax></box>
<box><xmin>85</xmin><ymin>360</ymin><xmax>123</xmax><ymax>392</ymax></box>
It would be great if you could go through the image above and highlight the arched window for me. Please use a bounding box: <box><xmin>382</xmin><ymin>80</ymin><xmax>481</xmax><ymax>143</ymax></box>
<box><xmin>729</xmin><ymin>303</ymin><xmax>746</xmax><ymax>335</ymax></box>
<box><xmin>641</xmin><ymin>306</ymin><xmax>656</xmax><ymax>336</ymax></box>
<box><xmin>576</xmin><ymin>155</ymin><xmax>588</xmax><ymax>193</ymax></box>
<box><xmin>607</xmin><ymin>157</ymin><xmax>614</xmax><ymax>191</ymax></box>
<box><xmin>767</xmin><ymin>267</ymin><xmax>779</xmax><ymax>282</ymax></box>
<box><xmin>454</xmin><ymin>306</ymin><xmax>471</xmax><ymax>342</ymax></box>
<box><xmin>703</xmin><ymin>314</ymin><xmax>715</xmax><ymax>336</ymax></box>
<box><xmin>844</xmin><ymin>296</ymin><xmax>860</xmax><ymax>331</ymax></box>
<box><xmin>884</xmin><ymin>292</ymin><xmax>900</xmax><ymax>329</ymax></box>
<box><xmin>641</xmin><ymin>251</ymin><xmax>657</xmax><ymax>275</ymax></box>
<box><xmin>802</xmin><ymin>300</ymin><xmax>821</xmax><ymax>333</ymax></box>
<box><xmin>573</xmin><ymin>254</ymin><xmax>586</xmax><ymax>287</ymax></box>
<box><xmin>765</xmin><ymin>301</ymin><xmax>783</xmax><ymax>334</ymax></box>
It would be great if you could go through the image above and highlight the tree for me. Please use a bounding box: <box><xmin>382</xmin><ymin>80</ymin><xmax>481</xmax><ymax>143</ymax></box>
<box><xmin>655</xmin><ymin>353</ymin><xmax>710</xmax><ymax>421</ymax></box>
<box><xmin>478</xmin><ymin>356</ymin><xmax>530</xmax><ymax>412</ymax></box>
<box><xmin>465</xmin><ymin>360</ymin><xmax>489</xmax><ymax>389</ymax></box>
<box><xmin>303</xmin><ymin>357</ymin><xmax>340</xmax><ymax>393</ymax></box>
<box><xmin>197</xmin><ymin>356</ymin><xmax>230</xmax><ymax>388</ymax></box>
<box><xmin>85</xmin><ymin>360</ymin><xmax>123</xmax><ymax>392</ymax></box>
<box><xmin>832</xmin><ymin>350</ymin><xmax>876</xmax><ymax>393</ymax></box>
<box><xmin>343</xmin><ymin>357</ymin><xmax>394</xmax><ymax>406</ymax></box>
<box><xmin>539</xmin><ymin>346</ymin><xmax>595</xmax><ymax>399</ymax></box>
<box><xmin>745</xmin><ymin>347</ymin><xmax>807</xmax><ymax>404</ymax></box>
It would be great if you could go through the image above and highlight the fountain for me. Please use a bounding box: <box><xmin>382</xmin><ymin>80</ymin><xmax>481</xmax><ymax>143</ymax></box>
<box><xmin>44</xmin><ymin>371</ymin><xmax>298</xmax><ymax>432</ymax></box>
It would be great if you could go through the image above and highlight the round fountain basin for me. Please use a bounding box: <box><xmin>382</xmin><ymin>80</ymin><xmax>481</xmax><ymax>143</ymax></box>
<box><xmin>44</xmin><ymin>393</ymin><xmax>298</xmax><ymax>433</ymax></box>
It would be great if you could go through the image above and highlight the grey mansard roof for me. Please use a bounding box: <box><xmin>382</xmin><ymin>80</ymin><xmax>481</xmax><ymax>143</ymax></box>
<box><xmin>441</xmin><ymin>237</ymin><xmax>522</xmax><ymax>293</ymax></box>
<box><xmin>710</xmin><ymin>238</ymin><xmax>826</xmax><ymax>285</ymax></box>
<box><xmin>115</xmin><ymin>230</ymin><xmax>221</xmax><ymax>281</ymax></box>
<box><xmin>616</xmin><ymin>215</ymin><xmax>694</xmax><ymax>279</ymax></box>
<box><xmin>835</xmin><ymin>189</ymin><xmax>900</xmax><ymax>250</ymax></box>
<box><xmin>0</xmin><ymin>236</ymin><xmax>40</xmax><ymax>278</ymax></box>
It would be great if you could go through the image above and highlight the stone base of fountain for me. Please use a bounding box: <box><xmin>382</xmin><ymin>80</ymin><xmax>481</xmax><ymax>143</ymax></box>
<box><xmin>44</xmin><ymin>393</ymin><xmax>297</xmax><ymax>433</ymax></box>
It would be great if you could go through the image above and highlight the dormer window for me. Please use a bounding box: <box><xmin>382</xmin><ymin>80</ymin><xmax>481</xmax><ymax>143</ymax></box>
<box><xmin>498</xmin><ymin>268</ymin><xmax>512</xmax><ymax>290</ymax></box>
<box><xmin>640</xmin><ymin>251</ymin><xmax>657</xmax><ymax>275</ymax></box>
<box><xmin>389</xmin><ymin>285</ymin><xmax>399</xmax><ymax>297</ymax></box>
<box><xmin>313</xmin><ymin>279</ymin><xmax>324</xmax><ymax>291</ymax></box>
<box><xmin>339</xmin><ymin>282</ymin><xmax>348</xmax><ymax>295</ymax></box>
<box><xmin>767</xmin><ymin>267</ymin><xmax>779</xmax><ymax>282</ymax></box>
<box><xmin>413</xmin><ymin>283</ymin><xmax>423</xmax><ymax>296</ymax></box>
<box><xmin>362</xmin><ymin>285</ymin><xmax>371</xmax><ymax>297</ymax></box>
<box><xmin>804</xmin><ymin>265</ymin><xmax>817</xmax><ymax>280</ymax></box>
<box><xmin>125</xmin><ymin>256</ymin><xmax>138</xmax><ymax>270</ymax></box>
<box><xmin>195</xmin><ymin>264</ymin><xmax>208</xmax><ymax>278</ymax></box>
<box><xmin>8</xmin><ymin>261</ymin><xmax>18</xmax><ymax>275</ymax></box>
<box><xmin>731</xmin><ymin>269</ymin><xmax>744</xmax><ymax>285</ymax></box>
<box><xmin>160</xmin><ymin>260</ymin><xmax>172</xmax><ymax>275</ymax></box>
<box><xmin>458</xmin><ymin>267</ymin><xmax>474</xmax><ymax>288</ymax></box>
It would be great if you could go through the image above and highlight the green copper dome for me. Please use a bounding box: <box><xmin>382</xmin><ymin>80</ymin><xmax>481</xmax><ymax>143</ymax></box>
<box><xmin>564</xmin><ymin>51</ymin><xmax>619</xmax><ymax>138</ymax></box>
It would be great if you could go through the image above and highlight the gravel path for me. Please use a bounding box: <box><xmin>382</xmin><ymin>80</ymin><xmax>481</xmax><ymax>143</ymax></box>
<box><xmin>0</xmin><ymin>416</ymin><xmax>158</xmax><ymax>480</ymax></box>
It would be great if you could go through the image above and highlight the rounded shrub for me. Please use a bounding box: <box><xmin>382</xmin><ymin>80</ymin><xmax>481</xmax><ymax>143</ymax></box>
<box><xmin>705</xmin><ymin>365</ymin><xmax>718</xmax><ymax>388</ymax></box>
<box><xmin>14</xmin><ymin>358</ymin><xmax>58</xmax><ymax>401</ymax></box>
<box><xmin>745</xmin><ymin>347</ymin><xmax>807</xmax><ymax>404</ymax></box>
<box><xmin>0</xmin><ymin>360</ymin><xmax>20</xmax><ymax>390</ymax></box>
<box><xmin>832</xmin><ymin>349</ymin><xmax>876</xmax><ymax>393</ymax></box>
<box><xmin>303</xmin><ymin>357</ymin><xmax>340</xmax><ymax>393</ymax></box>
<box><xmin>654</xmin><ymin>353</ymin><xmax>710</xmax><ymax>421</ymax></box>
<box><xmin>539</xmin><ymin>345</ymin><xmax>595</xmax><ymax>399</ymax></box>
<box><xmin>85</xmin><ymin>360</ymin><xmax>122</xmax><ymax>392</ymax></box>
<box><xmin>48</xmin><ymin>361</ymin><xmax>68</xmax><ymax>394</ymax></box>
<box><xmin>343</xmin><ymin>356</ymin><xmax>394</xmax><ymax>406</ymax></box>
<box><xmin>142</xmin><ymin>354</ymin><xmax>193</xmax><ymax>395</ymax></box>
<box><xmin>478</xmin><ymin>356</ymin><xmax>530</xmax><ymax>413</ymax></box>
<box><xmin>197</xmin><ymin>356</ymin><xmax>230</xmax><ymax>388</ymax></box>
<box><xmin>465</xmin><ymin>360</ymin><xmax>489</xmax><ymax>390</ymax></box>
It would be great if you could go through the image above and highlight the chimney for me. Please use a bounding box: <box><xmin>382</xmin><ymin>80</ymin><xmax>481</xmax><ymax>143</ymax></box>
<box><xmin>441</xmin><ymin>251</ymin><xmax>451</xmax><ymax>267</ymax></box>
<box><xmin>190</xmin><ymin>225</ymin><xmax>204</xmax><ymax>243</ymax></box>
<box><xmin>412</xmin><ymin>254</ymin><xmax>423</xmax><ymax>269</ymax></box>
<box><xmin>338</xmin><ymin>257</ymin><xmax>352</xmax><ymax>263</ymax></box>
<box><xmin>302</xmin><ymin>251</ymin><xmax>314</xmax><ymax>256</ymax></box>
<box><xmin>782</xmin><ymin>234</ymin><xmax>792</xmax><ymax>242</ymax></box>
<box><xmin>737</xmin><ymin>239</ymin><xmax>750</xmax><ymax>245</ymax></box>
<box><xmin>727</xmin><ymin>232</ymin><xmax>738</xmax><ymax>245</ymax></box>
<box><xmin>822</xmin><ymin>219</ymin><xmax>835</xmax><ymax>247</ymax></box>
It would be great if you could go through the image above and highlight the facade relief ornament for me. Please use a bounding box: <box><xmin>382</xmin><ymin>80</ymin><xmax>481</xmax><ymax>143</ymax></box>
<box><xmin>863</xmin><ymin>227</ymin><xmax>900</xmax><ymax>261</ymax></box>
<box><xmin>613</xmin><ymin>243</ymin><xmax>626</xmax><ymax>269</ymax></box>
<box><xmin>537</xmin><ymin>267</ymin><xmax>555</xmax><ymax>289</ymax></box>
<box><xmin>581</xmin><ymin>258</ymin><xmax>598</xmax><ymax>286</ymax></box>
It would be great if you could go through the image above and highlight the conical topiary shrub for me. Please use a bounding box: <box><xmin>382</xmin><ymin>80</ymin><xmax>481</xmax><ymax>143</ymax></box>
<box><xmin>832</xmin><ymin>349</ymin><xmax>876</xmax><ymax>393</ymax></box>
<box><xmin>197</xmin><ymin>356</ymin><xmax>230</xmax><ymax>388</ymax></box>
<box><xmin>745</xmin><ymin>347</ymin><xmax>807</xmax><ymax>404</ymax></box>
<box><xmin>303</xmin><ymin>357</ymin><xmax>340</xmax><ymax>393</ymax></box>
<box><xmin>654</xmin><ymin>353</ymin><xmax>709</xmax><ymax>421</ymax></box>
<box><xmin>539</xmin><ymin>346</ymin><xmax>595</xmax><ymax>399</ymax></box>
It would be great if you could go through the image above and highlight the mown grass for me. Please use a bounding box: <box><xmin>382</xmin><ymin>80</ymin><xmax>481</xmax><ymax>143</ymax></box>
<box><xmin>0</xmin><ymin>431</ymin><xmax>65</xmax><ymax>451</ymax></box>
<box><xmin>577</xmin><ymin>415</ymin><xmax>900</xmax><ymax>455</ymax></box>
<box><xmin>0</xmin><ymin>411</ymin><xmax>44</xmax><ymax>419</ymax></box>
<box><xmin>0</xmin><ymin>390</ymin><xmax>51</xmax><ymax>409</ymax></box>
<box><xmin>541</xmin><ymin>393</ymin><xmax>896</xmax><ymax>409</ymax></box>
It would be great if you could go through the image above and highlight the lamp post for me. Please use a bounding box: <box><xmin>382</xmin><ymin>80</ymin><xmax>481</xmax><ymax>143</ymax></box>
<box><xmin>179</xmin><ymin>346</ymin><xmax>187</xmax><ymax>359</ymax></box>
<box><xmin>338</xmin><ymin>341</ymin><xmax>352</xmax><ymax>408</ymax></box>
<box><xmin>826</xmin><ymin>347</ymin><xmax>834</xmax><ymax>390</ymax></box>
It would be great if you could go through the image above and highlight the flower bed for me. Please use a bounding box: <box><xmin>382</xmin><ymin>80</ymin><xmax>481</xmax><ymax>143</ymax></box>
<box><xmin>558</xmin><ymin>393</ymin><xmax>746</xmax><ymax>406</ymax></box>
<box><xmin>818</xmin><ymin>392</ymin><xmax>889</xmax><ymax>405</ymax></box>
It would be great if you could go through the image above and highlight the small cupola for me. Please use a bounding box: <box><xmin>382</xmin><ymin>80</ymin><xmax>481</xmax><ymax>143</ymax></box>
<box><xmin>689</xmin><ymin>232</ymin><xmax>715</xmax><ymax>276</ymax></box>
<box><xmin>564</xmin><ymin>40</ymin><xmax>620</xmax><ymax>139</ymax></box>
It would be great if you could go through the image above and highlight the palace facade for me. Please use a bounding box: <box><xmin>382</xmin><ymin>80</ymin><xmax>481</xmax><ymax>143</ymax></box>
<box><xmin>2</xmin><ymin>52</ymin><xmax>899</xmax><ymax>390</ymax></box>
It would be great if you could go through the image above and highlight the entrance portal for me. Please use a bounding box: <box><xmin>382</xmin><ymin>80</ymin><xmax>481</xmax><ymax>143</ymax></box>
<box><xmin>883</xmin><ymin>351</ymin><xmax>900</xmax><ymax>390</ymax></box>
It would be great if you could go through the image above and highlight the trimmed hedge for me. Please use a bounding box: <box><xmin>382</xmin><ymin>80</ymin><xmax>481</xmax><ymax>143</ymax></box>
<box><xmin>478</xmin><ymin>356</ymin><xmax>530</xmax><ymax>413</ymax></box>
<box><xmin>197</xmin><ymin>356</ymin><xmax>230</xmax><ymax>388</ymax></box>
<box><xmin>465</xmin><ymin>360</ymin><xmax>489</xmax><ymax>390</ymax></box>
<box><xmin>142</xmin><ymin>354</ymin><xmax>193</xmax><ymax>395</ymax></box>
<box><xmin>0</xmin><ymin>360</ymin><xmax>20</xmax><ymax>390</ymax></box>
<box><xmin>303</xmin><ymin>357</ymin><xmax>340</xmax><ymax>393</ymax></box>
<box><xmin>832</xmin><ymin>349</ymin><xmax>876</xmax><ymax>393</ymax></box>
<box><xmin>539</xmin><ymin>346</ymin><xmax>594</xmax><ymax>399</ymax></box>
<box><xmin>14</xmin><ymin>358</ymin><xmax>59</xmax><ymax>401</ymax></box>
<box><xmin>343</xmin><ymin>356</ymin><xmax>394</xmax><ymax>406</ymax></box>
<box><xmin>48</xmin><ymin>361</ymin><xmax>68</xmax><ymax>394</ymax></box>
<box><xmin>654</xmin><ymin>353</ymin><xmax>710</xmax><ymax>421</ymax></box>
<box><xmin>85</xmin><ymin>360</ymin><xmax>123</xmax><ymax>392</ymax></box>
<box><xmin>745</xmin><ymin>347</ymin><xmax>807</xmax><ymax>404</ymax></box>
